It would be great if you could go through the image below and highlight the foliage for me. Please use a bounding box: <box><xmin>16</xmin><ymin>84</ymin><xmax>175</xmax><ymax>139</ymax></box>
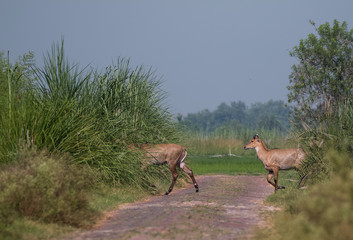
<box><xmin>259</xmin><ymin>151</ymin><xmax>353</xmax><ymax>240</ymax></box>
<box><xmin>0</xmin><ymin>40</ymin><xmax>180</xmax><ymax>186</ymax></box>
<box><xmin>260</xmin><ymin>21</ymin><xmax>353</xmax><ymax>239</ymax></box>
<box><xmin>93</xmin><ymin>58</ymin><xmax>177</xmax><ymax>145</ymax></box>
<box><xmin>288</xmin><ymin>20</ymin><xmax>353</xmax><ymax>124</ymax></box>
<box><xmin>0</xmin><ymin>40</ymin><xmax>183</xmax><ymax>238</ymax></box>
<box><xmin>287</xmin><ymin>20</ymin><xmax>353</xmax><ymax>184</ymax></box>
<box><xmin>294</xmin><ymin>101</ymin><xmax>353</xmax><ymax>183</ymax></box>
<box><xmin>0</xmin><ymin>149</ymin><xmax>97</xmax><ymax>235</ymax></box>
<box><xmin>178</xmin><ymin>100</ymin><xmax>291</xmax><ymax>138</ymax></box>
<box><xmin>0</xmin><ymin>51</ymin><xmax>36</xmax><ymax>162</ymax></box>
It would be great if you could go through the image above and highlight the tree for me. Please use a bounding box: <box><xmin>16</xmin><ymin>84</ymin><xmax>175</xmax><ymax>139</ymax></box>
<box><xmin>288</xmin><ymin>20</ymin><xmax>353</xmax><ymax>123</ymax></box>
<box><xmin>179</xmin><ymin>100</ymin><xmax>290</xmax><ymax>135</ymax></box>
<box><xmin>257</xmin><ymin>113</ymin><xmax>283</xmax><ymax>131</ymax></box>
<box><xmin>229</xmin><ymin>101</ymin><xmax>247</xmax><ymax>124</ymax></box>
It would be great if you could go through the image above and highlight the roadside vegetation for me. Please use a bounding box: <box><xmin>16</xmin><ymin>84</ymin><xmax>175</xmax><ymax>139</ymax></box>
<box><xmin>0</xmin><ymin>41</ymin><xmax>181</xmax><ymax>239</ymax></box>
<box><xmin>182</xmin><ymin>20</ymin><xmax>353</xmax><ymax>240</ymax></box>
<box><xmin>1</xmin><ymin>19</ymin><xmax>353</xmax><ymax>240</ymax></box>
<box><xmin>255</xmin><ymin>20</ymin><xmax>353</xmax><ymax>240</ymax></box>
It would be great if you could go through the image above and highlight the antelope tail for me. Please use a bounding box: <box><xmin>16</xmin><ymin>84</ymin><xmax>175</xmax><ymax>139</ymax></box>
<box><xmin>178</xmin><ymin>148</ymin><xmax>187</xmax><ymax>168</ymax></box>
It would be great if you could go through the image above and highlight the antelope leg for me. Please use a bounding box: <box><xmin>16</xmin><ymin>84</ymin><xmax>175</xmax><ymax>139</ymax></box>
<box><xmin>273</xmin><ymin>168</ymin><xmax>285</xmax><ymax>192</ymax></box>
<box><xmin>165</xmin><ymin>166</ymin><xmax>178</xmax><ymax>195</ymax></box>
<box><xmin>267</xmin><ymin>171</ymin><xmax>276</xmax><ymax>188</ymax></box>
<box><xmin>180</xmin><ymin>162</ymin><xmax>199</xmax><ymax>192</ymax></box>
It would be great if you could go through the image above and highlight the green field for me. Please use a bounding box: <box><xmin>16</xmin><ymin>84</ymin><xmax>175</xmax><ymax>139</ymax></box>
<box><xmin>188</xmin><ymin>155</ymin><xmax>267</xmax><ymax>175</ymax></box>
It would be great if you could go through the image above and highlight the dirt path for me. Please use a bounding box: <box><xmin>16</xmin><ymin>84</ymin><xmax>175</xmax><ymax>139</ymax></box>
<box><xmin>66</xmin><ymin>175</ymin><xmax>277</xmax><ymax>240</ymax></box>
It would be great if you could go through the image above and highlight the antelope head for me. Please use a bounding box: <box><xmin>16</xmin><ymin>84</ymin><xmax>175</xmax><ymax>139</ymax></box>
<box><xmin>243</xmin><ymin>134</ymin><xmax>262</xmax><ymax>150</ymax></box>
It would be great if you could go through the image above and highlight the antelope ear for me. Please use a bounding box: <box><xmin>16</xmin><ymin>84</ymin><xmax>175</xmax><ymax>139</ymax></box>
<box><xmin>253</xmin><ymin>134</ymin><xmax>259</xmax><ymax>139</ymax></box>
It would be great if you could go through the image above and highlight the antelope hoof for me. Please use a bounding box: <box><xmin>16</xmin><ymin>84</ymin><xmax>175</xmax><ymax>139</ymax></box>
<box><xmin>165</xmin><ymin>188</ymin><xmax>172</xmax><ymax>195</ymax></box>
<box><xmin>196</xmin><ymin>188</ymin><xmax>199</xmax><ymax>193</ymax></box>
<box><xmin>275</xmin><ymin>186</ymin><xmax>285</xmax><ymax>192</ymax></box>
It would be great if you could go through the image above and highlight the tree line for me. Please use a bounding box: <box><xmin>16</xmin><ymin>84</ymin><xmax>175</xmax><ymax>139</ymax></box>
<box><xmin>177</xmin><ymin>100</ymin><xmax>291</xmax><ymax>135</ymax></box>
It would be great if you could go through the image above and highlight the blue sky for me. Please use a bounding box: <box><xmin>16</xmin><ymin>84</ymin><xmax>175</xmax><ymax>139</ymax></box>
<box><xmin>1</xmin><ymin>1</ymin><xmax>353</xmax><ymax>115</ymax></box>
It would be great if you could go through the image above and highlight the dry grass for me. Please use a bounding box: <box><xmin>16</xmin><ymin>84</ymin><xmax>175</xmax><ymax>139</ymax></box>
<box><xmin>185</xmin><ymin>137</ymin><xmax>245</xmax><ymax>156</ymax></box>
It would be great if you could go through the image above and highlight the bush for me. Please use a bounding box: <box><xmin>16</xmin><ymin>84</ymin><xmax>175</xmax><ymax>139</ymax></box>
<box><xmin>0</xmin><ymin>149</ymin><xmax>98</xmax><ymax>230</ymax></box>
<box><xmin>261</xmin><ymin>150</ymin><xmax>353</xmax><ymax>240</ymax></box>
<box><xmin>295</xmin><ymin>101</ymin><xmax>353</xmax><ymax>184</ymax></box>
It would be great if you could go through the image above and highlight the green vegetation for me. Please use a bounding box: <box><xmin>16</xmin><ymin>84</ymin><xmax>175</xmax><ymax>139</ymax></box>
<box><xmin>0</xmin><ymin>148</ymin><xmax>159</xmax><ymax>240</ymax></box>
<box><xmin>0</xmin><ymin>40</ymin><xmax>179</xmax><ymax>183</ymax></box>
<box><xmin>288</xmin><ymin>20</ymin><xmax>353</xmax><ymax>125</ymax></box>
<box><xmin>178</xmin><ymin>100</ymin><xmax>291</xmax><ymax>138</ymax></box>
<box><xmin>255</xmin><ymin>20</ymin><xmax>353</xmax><ymax>240</ymax></box>
<box><xmin>0</xmin><ymin>150</ymin><xmax>96</xmax><ymax>239</ymax></box>
<box><xmin>184</xmin><ymin>134</ymin><xmax>291</xmax><ymax>176</ymax></box>
<box><xmin>259</xmin><ymin>150</ymin><xmax>353</xmax><ymax>240</ymax></box>
<box><xmin>288</xmin><ymin>20</ymin><xmax>353</xmax><ymax>184</ymax></box>
<box><xmin>189</xmin><ymin>155</ymin><xmax>266</xmax><ymax>175</ymax></box>
<box><xmin>280</xmin><ymin>151</ymin><xmax>353</xmax><ymax>240</ymax></box>
<box><xmin>190</xmin><ymin>130</ymin><xmax>290</xmax><ymax>152</ymax></box>
<box><xmin>0</xmin><ymin>40</ymin><xmax>181</xmax><ymax>239</ymax></box>
<box><xmin>2</xmin><ymin>19</ymin><xmax>353</xmax><ymax>240</ymax></box>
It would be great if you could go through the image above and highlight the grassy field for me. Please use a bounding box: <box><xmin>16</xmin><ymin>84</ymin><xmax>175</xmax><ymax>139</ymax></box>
<box><xmin>189</xmin><ymin>155</ymin><xmax>267</xmax><ymax>175</ymax></box>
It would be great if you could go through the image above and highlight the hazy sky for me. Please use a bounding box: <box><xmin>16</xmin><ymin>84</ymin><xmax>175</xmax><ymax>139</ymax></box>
<box><xmin>1</xmin><ymin>1</ymin><xmax>353</xmax><ymax>115</ymax></box>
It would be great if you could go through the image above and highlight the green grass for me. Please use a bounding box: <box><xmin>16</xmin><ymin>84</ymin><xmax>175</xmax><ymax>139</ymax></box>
<box><xmin>265</xmin><ymin>170</ymin><xmax>304</xmax><ymax>207</ymax></box>
<box><xmin>257</xmin><ymin>150</ymin><xmax>353</xmax><ymax>240</ymax></box>
<box><xmin>0</xmin><ymin>219</ymin><xmax>74</xmax><ymax>240</ymax></box>
<box><xmin>189</xmin><ymin>155</ymin><xmax>267</xmax><ymax>175</ymax></box>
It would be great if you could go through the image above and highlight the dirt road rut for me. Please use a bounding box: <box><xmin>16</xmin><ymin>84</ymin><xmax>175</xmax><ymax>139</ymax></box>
<box><xmin>67</xmin><ymin>175</ymin><xmax>276</xmax><ymax>240</ymax></box>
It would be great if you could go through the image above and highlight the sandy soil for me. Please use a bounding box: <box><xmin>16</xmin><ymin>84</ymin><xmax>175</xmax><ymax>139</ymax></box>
<box><xmin>64</xmin><ymin>175</ymin><xmax>277</xmax><ymax>240</ymax></box>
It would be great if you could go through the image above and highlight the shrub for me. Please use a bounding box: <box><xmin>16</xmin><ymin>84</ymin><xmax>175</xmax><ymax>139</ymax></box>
<box><xmin>262</xmin><ymin>150</ymin><xmax>353</xmax><ymax>240</ymax></box>
<box><xmin>295</xmin><ymin>101</ymin><xmax>353</xmax><ymax>183</ymax></box>
<box><xmin>0</xmin><ymin>149</ymin><xmax>98</xmax><ymax>229</ymax></box>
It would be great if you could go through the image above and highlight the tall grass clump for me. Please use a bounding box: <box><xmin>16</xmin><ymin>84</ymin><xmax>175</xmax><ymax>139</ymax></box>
<box><xmin>294</xmin><ymin>101</ymin><xmax>353</xmax><ymax>184</ymax></box>
<box><xmin>0</xmin><ymin>41</ymin><xmax>179</xmax><ymax>239</ymax></box>
<box><xmin>0</xmin><ymin>40</ymin><xmax>181</xmax><ymax>238</ymax></box>
<box><xmin>83</xmin><ymin>58</ymin><xmax>179</xmax><ymax>185</ymax></box>
<box><xmin>0</xmin><ymin>51</ymin><xmax>36</xmax><ymax>162</ymax></box>
<box><xmin>92</xmin><ymin>58</ymin><xmax>178</xmax><ymax>145</ymax></box>
<box><xmin>0</xmin><ymin>40</ymin><xmax>180</xmax><ymax>186</ymax></box>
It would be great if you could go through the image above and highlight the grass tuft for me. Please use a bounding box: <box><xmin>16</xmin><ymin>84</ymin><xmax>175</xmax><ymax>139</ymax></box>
<box><xmin>0</xmin><ymin>149</ymin><xmax>98</xmax><ymax>230</ymax></box>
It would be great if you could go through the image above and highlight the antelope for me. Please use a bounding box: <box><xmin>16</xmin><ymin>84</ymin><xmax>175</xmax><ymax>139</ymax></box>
<box><xmin>131</xmin><ymin>143</ymin><xmax>199</xmax><ymax>195</ymax></box>
<box><xmin>244</xmin><ymin>134</ymin><xmax>306</xmax><ymax>192</ymax></box>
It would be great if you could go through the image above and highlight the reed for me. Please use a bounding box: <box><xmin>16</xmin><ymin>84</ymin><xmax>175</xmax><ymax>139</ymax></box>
<box><xmin>0</xmin><ymin>40</ymin><xmax>180</xmax><ymax>186</ymax></box>
<box><xmin>184</xmin><ymin>129</ymin><xmax>289</xmax><ymax>156</ymax></box>
<box><xmin>293</xmin><ymin>101</ymin><xmax>353</xmax><ymax>183</ymax></box>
